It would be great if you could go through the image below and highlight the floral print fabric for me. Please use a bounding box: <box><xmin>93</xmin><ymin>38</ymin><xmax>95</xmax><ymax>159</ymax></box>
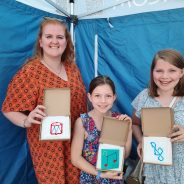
<box><xmin>80</xmin><ymin>113</ymin><xmax>123</xmax><ymax>184</ymax></box>
<box><xmin>2</xmin><ymin>58</ymin><xmax>87</xmax><ymax>184</ymax></box>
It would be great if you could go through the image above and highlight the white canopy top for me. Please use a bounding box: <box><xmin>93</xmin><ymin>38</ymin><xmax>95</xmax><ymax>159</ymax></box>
<box><xmin>16</xmin><ymin>0</ymin><xmax>184</xmax><ymax>19</ymax></box>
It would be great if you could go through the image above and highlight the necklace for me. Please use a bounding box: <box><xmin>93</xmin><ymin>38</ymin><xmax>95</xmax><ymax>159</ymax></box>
<box><xmin>43</xmin><ymin>60</ymin><xmax>62</xmax><ymax>75</ymax></box>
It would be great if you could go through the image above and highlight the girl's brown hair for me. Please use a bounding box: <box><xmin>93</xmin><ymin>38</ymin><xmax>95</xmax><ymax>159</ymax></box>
<box><xmin>89</xmin><ymin>75</ymin><xmax>116</xmax><ymax>95</ymax></box>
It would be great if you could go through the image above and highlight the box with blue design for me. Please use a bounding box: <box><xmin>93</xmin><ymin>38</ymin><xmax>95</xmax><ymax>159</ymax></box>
<box><xmin>40</xmin><ymin>88</ymin><xmax>71</xmax><ymax>140</ymax></box>
<box><xmin>96</xmin><ymin>116</ymin><xmax>130</xmax><ymax>171</ymax></box>
<box><xmin>141</xmin><ymin>107</ymin><xmax>174</xmax><ymax>165</ymax></box>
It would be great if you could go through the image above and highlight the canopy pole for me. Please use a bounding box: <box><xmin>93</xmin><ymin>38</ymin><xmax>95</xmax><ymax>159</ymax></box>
<box><xmin>70</xmin><ymin>0</ymin><xmax>74</xmax><ymax>42</ymax></box>
<box><xmin>94</xmin><ymin>34</ymin><xmax>98</xmax><ymax>77</ymax></box>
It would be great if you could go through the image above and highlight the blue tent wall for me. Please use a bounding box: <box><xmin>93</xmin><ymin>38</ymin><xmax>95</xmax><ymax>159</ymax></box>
<box><xmin>1</xmin><ymin>0</ymin><xmax>184</xmax><ymax>183</ymax></box>
<box><xmin>75</xmin><ymin>8</ymin><xmax>184</xmax><ymax>115</ymax></box>
<box><xmin>0</xmin><ymin>0</ymin><xmax>68</xmax><ymax>183</ymax></box>
<box><xmin>0</xmin><ymin>0</ymin><xmax>38</xmax><ymax>182</ymax></box>
<box><xmin>74</xmin><ymin>8</ymin><xmax>184</xmax><ymax>160</ymax></box>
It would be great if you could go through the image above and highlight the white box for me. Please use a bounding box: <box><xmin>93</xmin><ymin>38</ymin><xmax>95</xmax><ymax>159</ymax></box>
<box><xmin>96</xmin><ymin>143</ymin><xmax>124</xmax><ymax>171</ymax></box>
<box><xmin>143</xmin><ymin>137</ymin><xmax>172</xmax><ymax>165</ymax></box>
<box><xmin>40</xmin><ymin>116</ymin><xmax>70</xmax><ymax>140</ymax></box>
<box><xmin>141</xmin><ymin>107</ymin><xmax>173</xmax><ymax>165</ymax></box>
<box><xmin>40</xmin><ymin>88</ymin><xmax>71</xmax><ymax>140</ymax></box>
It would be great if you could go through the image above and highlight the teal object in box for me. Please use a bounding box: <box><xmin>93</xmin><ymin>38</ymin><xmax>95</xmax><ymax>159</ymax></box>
<box><xmin>101</xmin><ymin>149</ymin><xmax>119</xmax><ymax>170</ymax></box>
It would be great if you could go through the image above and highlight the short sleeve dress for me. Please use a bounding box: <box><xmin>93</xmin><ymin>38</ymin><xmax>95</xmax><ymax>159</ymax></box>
<box><xmin>2</xmin><ymin>58</ymin><xmax>87</xmax><ymax>184</ymax></box>
<box><xmin>80</xmin><ymin>113</ymin><xmax>124</xmax><ymax>184</ymax></box>
<box><xmin>132</xmin><ymin>88</ymin><xmax>184</xmax><ymax>184</ymax></box>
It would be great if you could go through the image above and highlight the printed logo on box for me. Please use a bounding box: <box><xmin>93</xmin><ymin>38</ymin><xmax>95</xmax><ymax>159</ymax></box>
<box><xmin>101</xmin><ymin>149</ymin><xmax>119</xmax><ymax>170</ymax></box>
<box><xmin>150</xmin><ymin>141</ymin><xmax>164</xmax><ymax>161</ymax></box>
<box><xmin>50</xmin><ymin>122</ymin><xmax>63</xmax><ymax>135</ymax></box>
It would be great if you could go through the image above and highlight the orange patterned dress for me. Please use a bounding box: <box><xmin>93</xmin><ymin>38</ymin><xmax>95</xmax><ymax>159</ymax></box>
<box><xmin>2</xmin><ymin>58</ymin><xmax>87</xmax><ymax>184</ymax></box>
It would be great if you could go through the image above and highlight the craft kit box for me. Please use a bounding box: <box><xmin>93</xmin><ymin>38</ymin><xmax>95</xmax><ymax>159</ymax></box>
<box><xmin>96</xmin><ymin>116</ymin><xmax>130</xmax><ymax>171</ymax></box>
<box><xmin>141</xmin><ymin>107</ymin><xmax>174</xmax><ymax>165</ymax></box>
<box><xmin>40</xmin><ymin>88</ymin><xmax>71</xmax><ymax>141</ymax></box>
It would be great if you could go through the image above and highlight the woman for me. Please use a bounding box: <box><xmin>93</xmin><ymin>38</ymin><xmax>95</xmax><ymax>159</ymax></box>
<box><xmin>2</xmin><ymin>17</ymin><xmax>86</xmax><ymax>184</ymax></box>
<box><xmin>132</xmin><ymin>49</ymin><xmax>184</xmax><ymax>184</ymax></box>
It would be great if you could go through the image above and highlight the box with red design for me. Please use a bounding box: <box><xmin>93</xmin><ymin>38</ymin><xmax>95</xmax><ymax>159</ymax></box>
<box><xmin>40</xmin><ymin>88</ymin><xmax>71</xmax><ymax>140</ymax></box>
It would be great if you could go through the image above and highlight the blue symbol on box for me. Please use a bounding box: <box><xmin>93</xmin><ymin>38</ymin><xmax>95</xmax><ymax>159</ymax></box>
<box><xmin>101</xmin><ymin>149</ymin><xmax>119</xmax><ymax>170</ymax></box>
<box><xmin>150</xmin><ymin>142</ymin><xmax>164</xmax><ymax>161</ymax></box>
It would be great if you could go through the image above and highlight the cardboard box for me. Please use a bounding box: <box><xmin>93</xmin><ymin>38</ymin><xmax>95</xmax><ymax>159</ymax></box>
<box><xmin>141</xmin><ymin>107</ymin><xmax>174</xmax><ymax>165</ymax></box>
<box><xmin>96</xmin><ymin>116</ymin><xmax>130</xmax><ymax>171</ymax></box>
<box><xmin>141</xmin><ymin>107</ymin><xmax>174</xmax><ymax>137</ymax></box>
<box><xmin>40</xmin><ymin>88</ymin><xmax>71</xmax><ymax>140</ymax></box>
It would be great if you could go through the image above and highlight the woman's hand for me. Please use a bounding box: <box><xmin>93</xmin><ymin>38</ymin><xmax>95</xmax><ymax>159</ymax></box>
<box><xmin>101</xmin><ymin>171</ymin><xmax>123</xmax><ymax>180</ymax></box>
<box><xmin>24</xmin><ymin>105</ymin><xmax>46</xmax><ymax>127</ymax></box>
<box><xmin>170</xmin><ymin>124</ymin><xmax>184</xmax><ymax>142</ymax></box>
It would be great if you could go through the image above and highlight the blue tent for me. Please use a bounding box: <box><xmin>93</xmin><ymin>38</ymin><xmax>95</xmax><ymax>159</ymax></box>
<box><xmin>1</xmin><ymin>0</ymin><xmax>184</xmax><ymax>183</ymax></box>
